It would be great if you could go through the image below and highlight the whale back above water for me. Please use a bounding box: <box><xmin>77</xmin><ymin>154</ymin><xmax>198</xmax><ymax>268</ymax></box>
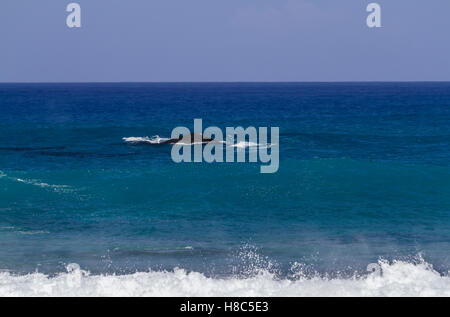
<box><xmin>162</xmin><ymin>133</ymin><xmax>215</xmax><ymax>144</ymax></box>
<box><xmin>123</xmin><ymin>133</ymin><xmax>216</xmax><ymax>145</ymax></box>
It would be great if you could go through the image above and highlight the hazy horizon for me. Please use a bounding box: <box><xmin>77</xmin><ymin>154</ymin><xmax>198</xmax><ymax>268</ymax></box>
<box><xmin>2</xmin><ymin>81</ymin><xmax>450</xmax><ymax>84</ymax></box>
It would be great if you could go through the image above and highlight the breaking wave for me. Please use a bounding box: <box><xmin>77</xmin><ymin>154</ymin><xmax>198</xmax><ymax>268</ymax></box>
<box><xmin>1</xmin><ymin>259</ymin><xmax>449</xmax><ymax>297</ymax></box>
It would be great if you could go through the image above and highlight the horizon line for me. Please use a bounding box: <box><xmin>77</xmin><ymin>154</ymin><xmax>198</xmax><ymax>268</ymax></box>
<box><xmin>1</xmin><ymin>80</ymin><xmax>450</xmax><ymax>84</ymax></box>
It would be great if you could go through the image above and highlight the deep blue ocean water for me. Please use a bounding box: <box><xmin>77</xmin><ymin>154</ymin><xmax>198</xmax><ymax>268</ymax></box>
<box><xmin>1</xmin><ymin>83</ymin><xmax>449</xmax><ymax>279</ymax></box>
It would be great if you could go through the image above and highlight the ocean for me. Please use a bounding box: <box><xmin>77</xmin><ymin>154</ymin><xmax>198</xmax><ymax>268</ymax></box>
<box><xmin>0</xmin><ymin>82</ymin><xmax>449</xmax><ymax>296</ymax></box>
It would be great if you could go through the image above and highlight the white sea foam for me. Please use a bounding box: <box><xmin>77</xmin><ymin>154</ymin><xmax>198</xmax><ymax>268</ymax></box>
<box><xmin>0</xmin><ymin>171</ymin><xmax>72</xmax><ymax>193</ymax></box>
<box><xmin>17</xmin><ymin>230</ymin><xmax>50</xmax><ymax>236</ymax></box>
<box><xmin>0</xmin><ymin>226</ymin><xmax>49</xmax><ymax>235</ymax></box>
<box><xmin>228</xmin><ymin>141</ymin><xmax>274</xmax><ymax>150</ymax></box>
<box><xmin>0</xmin><ymin>226</ymin><xmax>15</xmax><ymax>230</ymax></box>
<box><xmin>230</xmin><ymin>141</ymin><xmax>260</xmax><ymax>149</ymax></box>
<box><xmin>0</xmin><ymin>260</ymin><xmax>449</xmax><ymax>297</ymax></box>
<box><xmin>15</xmin><ymin>178</ymin><xmax>71</xmax><ymax>192</ymax></box>
<box><xmin>123</xmin><ymin>136</ymin><xmax>169</xmax><ymax>144</ymax></box>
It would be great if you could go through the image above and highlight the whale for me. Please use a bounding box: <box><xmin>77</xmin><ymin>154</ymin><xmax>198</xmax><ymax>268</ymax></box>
<box><xmin>123</xmin><ymin>133</ymin><xmax>216</xmax><ymax>145</ymax></box>
<box><xmin>161</xmin><ymin>133</ymin><xmax>215</xmax><ymax>144</ymax></box>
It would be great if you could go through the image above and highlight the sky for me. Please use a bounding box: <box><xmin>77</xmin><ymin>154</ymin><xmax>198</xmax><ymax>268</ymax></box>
<box><xmin>0</xmin><ymin>0</ymin><xmax>449</xmax><ymax>82</ymax></box>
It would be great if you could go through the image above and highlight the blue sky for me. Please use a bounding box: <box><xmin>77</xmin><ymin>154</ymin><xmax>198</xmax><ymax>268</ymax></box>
<box><xmin>0</xmin><ymin>0</ymin><xmax>449</xmax><ymax>82</ymax></box>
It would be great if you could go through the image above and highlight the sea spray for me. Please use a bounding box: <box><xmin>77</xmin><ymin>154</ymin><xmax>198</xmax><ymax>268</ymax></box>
<box><xmin>0</xmin><ymin>259</ymin><xmax>449</xmax><ymax>297</ymax></box>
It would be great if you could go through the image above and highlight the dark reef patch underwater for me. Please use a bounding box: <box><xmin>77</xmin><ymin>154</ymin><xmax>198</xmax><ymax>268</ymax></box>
<box><xmin>1</xmin><ymin>83</ymin><xmax>450</xmax><ymax>296</ymax></box>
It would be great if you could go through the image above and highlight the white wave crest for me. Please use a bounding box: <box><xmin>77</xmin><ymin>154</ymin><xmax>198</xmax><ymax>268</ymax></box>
<box><xmin>15</xmin><ymin>178</ymin><xmax>71</xmax><ymax>192</ymax></box>
<box><xmin>1</xmin><ymin>260</ymin><xmax>449</xmax><ymax>297</ymax></box>
<box><xmin>17</xmin><ymin>230</ymin><xmax>50</xmax><ymax>236</ymax></box>
<box><xmin>0</xmin><ymin>172</ymin><xmax>72</xmax><ymax>193</ymax></box>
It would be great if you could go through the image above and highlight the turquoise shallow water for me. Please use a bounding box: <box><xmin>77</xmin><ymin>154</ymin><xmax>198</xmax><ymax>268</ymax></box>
<box><xmin>0</xmin><ymin>83</ymin><xmax>449</xmax><ymax>277</ymax></box>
